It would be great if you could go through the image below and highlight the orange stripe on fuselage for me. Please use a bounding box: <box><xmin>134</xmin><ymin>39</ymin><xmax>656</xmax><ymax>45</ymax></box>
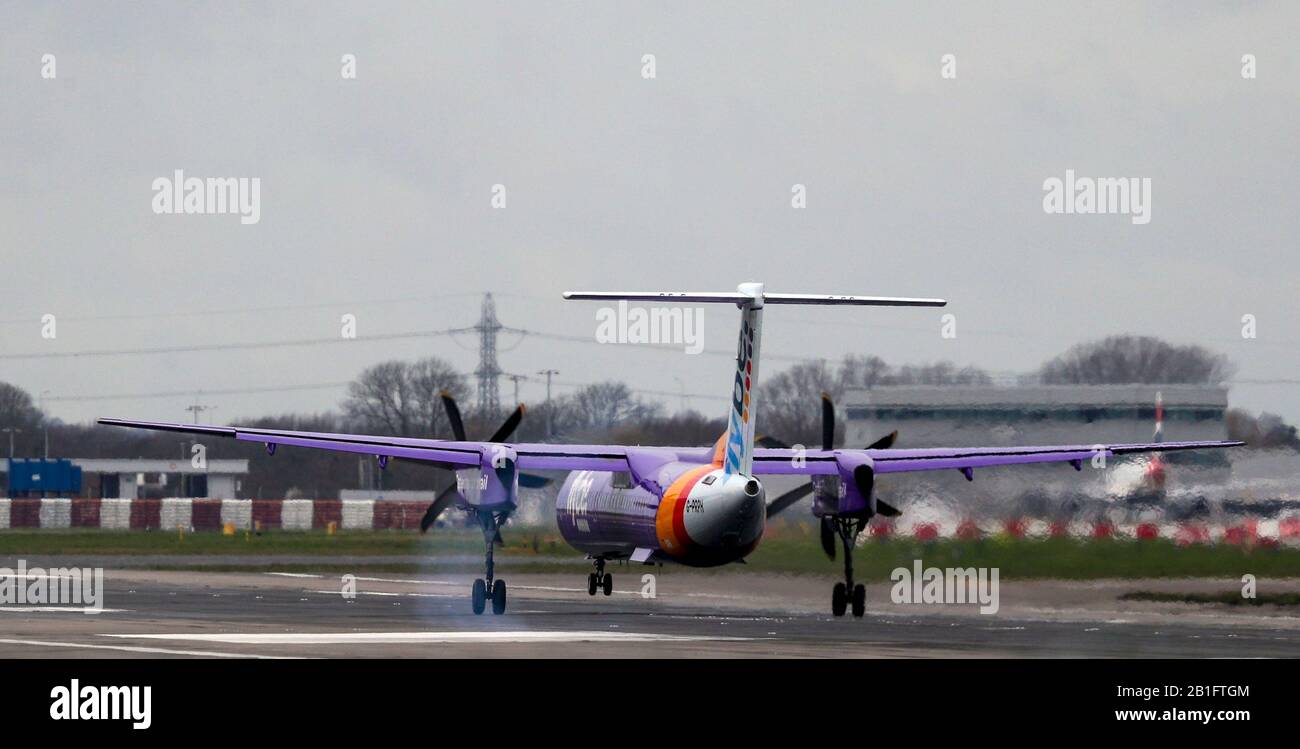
<box><xmin>655</xmin><ymin>465</ymin><xmax>713</xmax><ymax>559</ymax></box>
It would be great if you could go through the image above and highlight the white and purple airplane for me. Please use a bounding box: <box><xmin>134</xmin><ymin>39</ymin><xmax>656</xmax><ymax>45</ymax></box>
<box><xmin>100</xmin><ymin>283</ymin><xmax>1242</xmax><ymax>617</ymax></box>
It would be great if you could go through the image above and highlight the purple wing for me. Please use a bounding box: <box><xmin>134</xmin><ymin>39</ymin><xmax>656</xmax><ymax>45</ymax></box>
<box><xmin>97</xmin><ymin>418</ymin><xmax>1242</xmax><ymax>477</ymax></box>
<box><xmin>98</xmin><ymin>418</ymin><xmax>483</xmax><ymax>467</ymax></box>
<box><xmin>751</xmin><ymin>439</ymin><xmax>1244</xmax><ymax>476</ymax></box>
<box><xmin>97</xmin><ymin>418</ymin><xmax>637</xmax><ymax>471</ymax></box>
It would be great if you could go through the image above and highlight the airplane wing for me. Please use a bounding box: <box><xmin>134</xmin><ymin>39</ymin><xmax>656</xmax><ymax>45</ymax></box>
<box><xmin>96</xmin><ymin>418</ymin><xmax>638</xmax><ymax>471</ymax></box>
<box><xmin>751</xmin><ymin>439</ymin><xmax>1244</xmax><ymax>476</ymax></box>
<box><xmin>98</xmin><ymin>418</ymin><xmax>485</xmax><ymax>468</ymax></box>
<box><xmin>98</xmin><ymin>418</ymin><xmax>1242</xmax><ymax>477</ymax></box>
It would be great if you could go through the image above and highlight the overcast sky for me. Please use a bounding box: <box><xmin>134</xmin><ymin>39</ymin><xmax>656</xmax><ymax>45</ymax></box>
<box><xmin>1</xmin><ymin>2</ymin><xmax>1297</xmax><ymax>428</ymax></box>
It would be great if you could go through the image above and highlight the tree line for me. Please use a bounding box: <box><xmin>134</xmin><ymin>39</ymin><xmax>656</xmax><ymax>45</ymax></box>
<box><xmin>0</xmin><ymin>334</ymin><xmax>1290</xmax><ymax>498</ymax></box>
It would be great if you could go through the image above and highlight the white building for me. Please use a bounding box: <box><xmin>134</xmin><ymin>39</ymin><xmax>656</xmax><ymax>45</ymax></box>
<box><xmin>844</xmin><ymin>384</ymin><xmax>1228</xmax><ymax>450</ymax></box>
<box><xmin>840</xmin><ymin>385</ymin><xmax>1233</xmax><ymax>511</ymax></box>
<box><xmin>0</xmin><ymin>458</ymin><xmax>250</xmax><ymax>499</ymax></box>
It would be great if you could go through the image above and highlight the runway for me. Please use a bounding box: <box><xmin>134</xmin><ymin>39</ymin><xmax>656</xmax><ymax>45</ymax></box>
<box><xmin>1</xmin><ymin>565</ymin><xmax>1298</xmax><ymax>658</ymax></box>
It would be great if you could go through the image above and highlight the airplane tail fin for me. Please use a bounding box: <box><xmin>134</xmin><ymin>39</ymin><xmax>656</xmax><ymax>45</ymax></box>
<box><xmin>563</xmin><ymin>284</ymin><xmax>946</xmax><ymax>476</ymax></box>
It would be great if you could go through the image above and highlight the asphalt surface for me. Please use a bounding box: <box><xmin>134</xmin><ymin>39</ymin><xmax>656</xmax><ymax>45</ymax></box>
<box><xmin>1</xmin><ymin>567</ymin><xmax>1298</xmax><ymax>658</ymax></box>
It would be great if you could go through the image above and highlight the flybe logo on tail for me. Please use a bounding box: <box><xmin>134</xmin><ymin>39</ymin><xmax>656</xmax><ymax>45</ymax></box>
<box><xmin>724</xmin><ymin>320</ymin><xmax>755</xmax><ymax>474</ymax></box>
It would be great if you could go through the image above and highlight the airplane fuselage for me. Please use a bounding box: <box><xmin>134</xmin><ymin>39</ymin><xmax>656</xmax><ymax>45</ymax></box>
<box><xmin>556</xmin><ymin>464</ymin><xmax>766</xmax><ymax>567</ymax></box>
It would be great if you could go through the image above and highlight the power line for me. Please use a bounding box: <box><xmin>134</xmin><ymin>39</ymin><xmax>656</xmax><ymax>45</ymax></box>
<box><xmin>0</xmin><ymin>328</ymin><xmax>472</xmax><ymax>361</ymax></box>
<box><xmin>501</xmin><ymin>326</ymin><xmax>810</xmax><ymax>363</ymax></box>
<box><xmin>505</xmin><ymin>372</ymin><xmax>726</xmax><ymax>403</ymax></box>
<box><xmin>0</xmin><ymin>292</ymin><xmax>486</xmax><ymax>327</ymax></box>
<box><xmin>43</xmin><ymin>382</ymin><xmax>352</xmax><ymax>403</ymax></box>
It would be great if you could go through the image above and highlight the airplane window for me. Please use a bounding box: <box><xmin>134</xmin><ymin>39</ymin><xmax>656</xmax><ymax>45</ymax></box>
<box><xmin>612</xmin><ymin>472</ymin><xmax>633</xmax><ymax>489</ymax></box>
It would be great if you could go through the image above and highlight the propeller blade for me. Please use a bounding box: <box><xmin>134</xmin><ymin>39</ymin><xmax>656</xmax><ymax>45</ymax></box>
<box><xmin>820</xmin><ymin>393</ymin><xmax>835</xmax><ymax>451</ymax></box>
<box><xmin>819</xmin><ymin>516</ymin><xmax>837</xmax><ymax>560</ymax></box>
<box><xmin>419</xmin><ymin>482</ymin><xmax>464</xmax><ymax>534</ymax></box>
<box><xmin>518</xmin><ymin>472</ymin><xmax>552</xmax><ymax>488</ymax></box>
<box><xmin>488</xmin><ymin>404</ymin><xmax>525</xmax><ymax>443</ymax></box>
<box><xmin>765</xmin><ymin>483</ymin><xmax>814</xmax><ymax>519</ymax></box>
<box><xmin>866</xmin><ymin>430</ymin><xmax>898</xmax><ymax>450</ymax></box>
<box><xmin>757</xmin><ymin>435</ymin><xmax>790</xmax><ymax>449</ymax></box>
<box><xmin>853</xmin><ymin>462</ymin><xmax>875</xmax><ymax>502</ymax></box>
<box><xmin>440</xmin><ymin>391</ymin><xmax>467</xmax><ymax>441</ymax></box>
<box><xmin>875</xmin><ymin>498</ymin><xmax>901</xmax><ymax>517</ymax></box>
<box><xmin>493</xmin><ymin>456</ymin><xmax>517</xmax><ymax>491</ymax></box>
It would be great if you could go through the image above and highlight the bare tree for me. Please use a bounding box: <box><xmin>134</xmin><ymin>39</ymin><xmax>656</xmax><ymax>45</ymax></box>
<box><xmin>884</xmin><ymin>362</ymin><xmax>992</xmax><ymax>386</ymax></box>
<box><xmin>343</xmin><ymin>357</ymin><xmax>467</xmax><ymax>437</ymax></box>
<box><xmin>0</xmin><ymin>381</ymin><xmax>43</xmax><ymax>432</ymax></box>
<box><xmin>407</xmin><ymin>357</ymin><xmax>470</xmax><ymax>437</ymax></box>
<box><xmin>1039</xmin><ymin>335</ymin><xmax>1232</xmax><ymax>385</ymax></box>
<box><xmin>837</xmin><ymin>354</ymin><xmax>891</xmax><ymax>389</ymax></box>
<box><xmin>758</xmin><ymin>360</ymin><xmax>841</xmax><ymax>446</ymax></box>
<box><xmin>554</xmin><ymin>381</ymin><xmax>662</xmax><ymax>435</ymax></box>
<box><xmin>756</xmin><ymin>356</ymin><xmax>993</xmax><ymax>445</ymax></box>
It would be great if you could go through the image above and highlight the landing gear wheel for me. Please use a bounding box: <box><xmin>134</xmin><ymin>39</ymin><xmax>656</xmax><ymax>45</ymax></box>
<box><xmin>602</xmin><ymin>573</ymin><xmax>613</xmax><ymax>596</ymax></box>
<box><xmin>831</xmin><ymin>582</ymin><xmax>847</xmax><ymax>617</ymax></box>
<box><xmin>491</xmin><ymin>579</ymin><xmax>507</xmax><ymax>615</ymax></box>
<box><xmin>851</xmin><ymin>584</ymin><xmax>866</xmax><ymax>618</ymax></box>
<box><xmin>471</xmin><ymin>578</ymin><xmax>487</xmax><ymax>615</ymax></box>
<box><xmin>587</xmin><ymin>573</ymin><xmax>598</xmax><ymax>596</ymax></box>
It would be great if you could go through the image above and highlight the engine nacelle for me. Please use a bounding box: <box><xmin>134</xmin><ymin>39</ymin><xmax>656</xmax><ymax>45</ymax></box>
<box><xmin>455</xmin><ymin>445</ymin><xmax>519</xmax><ymax>511</ymax></box>
<box><xmin>812</xmin><ymin>452</ymin><xmax>877</xmax><ymax>518</ymax></box>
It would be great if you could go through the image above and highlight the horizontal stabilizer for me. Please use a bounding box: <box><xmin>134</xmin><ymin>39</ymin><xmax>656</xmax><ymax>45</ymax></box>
<box><xmin>563</xmin><ymin>290</ymin><xmax>945</xmax><ymax>307</ymax></box>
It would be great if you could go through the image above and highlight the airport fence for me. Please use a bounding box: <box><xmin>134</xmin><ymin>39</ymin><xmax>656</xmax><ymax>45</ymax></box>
<box><xmin>0</xmin><ymin>497</ymin><xmax>1298</xmax><ymax>546</ymax></box>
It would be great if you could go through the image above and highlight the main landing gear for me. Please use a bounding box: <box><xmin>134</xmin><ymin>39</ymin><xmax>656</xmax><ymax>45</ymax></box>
<box><xmin>586</xmin><ymin>557</ymin><xmax>613</xmax><ymax>597</ymax></box>
<box><xmin>471</xmin><ymin>511</ymin><xmax>509</xmax><ymax>615</ymax></box>
<box><xmin>828</xmin><ymin>516</ymin><xmax>867</xmax><ymax>618</ymax></box>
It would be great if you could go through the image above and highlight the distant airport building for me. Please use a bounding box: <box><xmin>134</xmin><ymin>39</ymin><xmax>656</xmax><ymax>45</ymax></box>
<box><xmin>844</xmin><ymin>384</ymin><xmax>1228</xmax><ymax>449</ymax></box>
<box><xmin>1</xmin><ymin>458</ymin><xmax>249</xmax><ymax>499</ymax></box>
<box><xmin>835</xmin><ymin>384</ymin><xmax>1234</xmax><ymax>511</ymax></box>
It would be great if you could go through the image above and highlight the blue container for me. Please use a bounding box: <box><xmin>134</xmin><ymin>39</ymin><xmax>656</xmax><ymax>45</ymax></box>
<box><xmin>7</xmin><ymin>458</ymin><xmax>82</xmax><ymax>494</ymax></box>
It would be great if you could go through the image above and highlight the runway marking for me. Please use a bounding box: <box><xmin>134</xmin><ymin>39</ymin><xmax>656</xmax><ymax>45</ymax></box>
<box><xmin>655</xmin><ymin>614</ymin><xmax>791</xmax><ymax>623</ymax></box>
<box><xmin>0</xmin><ymin>606</ymin><xmax>128</xmax><ymax>613</ymax></box>
<box><xmin>307</xmin><ymin>589</ymin><xmax>458</xmax><ymax>599</ymax></box>
<box><xmin>273</xmin><ymin>573</ymin><xmax>648</xmax><ymax>597</ymax></box>
<box><xmin>0</xmin><ymin>637</ymin><xmax>299</xmax><ymax>659</ymax></box>
<box><xmin>104</xmin><ymin>631</ymin><xmax>758</xmax><ymax>645</ymax></box>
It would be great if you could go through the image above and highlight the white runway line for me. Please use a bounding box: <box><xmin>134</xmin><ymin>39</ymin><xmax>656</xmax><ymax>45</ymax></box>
<box><xmin>0</xmin><ymin>637</ymin><xmax>300</xmax><ymax>659</ymax></box>
<box><xmin>308</xmin><ymin>589</ymin><xmax>459</xmax><ymax>599</ymax></box>
<box><xmin>104</xmin><ymin>631</ymin><xmax>758</xmax><ymax>645</ymax></box>
<box><xmin>294</xmin><ymin>574</ymin><xmax>648</xmax><ymax>597</ymax></box>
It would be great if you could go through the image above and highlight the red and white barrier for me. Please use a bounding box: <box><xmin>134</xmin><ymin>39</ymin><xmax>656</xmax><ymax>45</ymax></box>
<box><xmin>0</xmin><ymin>498</ymin><xmax>1296</xmax><ymax>546</ymax></box>
<box><xmin>0</xmin><ymin>498</ymin><xmax>430</xmax><ymax>532</ymax></box>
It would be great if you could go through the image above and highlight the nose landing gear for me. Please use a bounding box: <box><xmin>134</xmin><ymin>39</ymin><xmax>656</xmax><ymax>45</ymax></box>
<box><xmin>586</xmin><ymin>558</ymin><xmax>613</xmax><ymax>596</ymax></box>
<box><xmin>828</xmin><ymin>516</ymin><xmax>867</xmax><ymax>618</ymax></box>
